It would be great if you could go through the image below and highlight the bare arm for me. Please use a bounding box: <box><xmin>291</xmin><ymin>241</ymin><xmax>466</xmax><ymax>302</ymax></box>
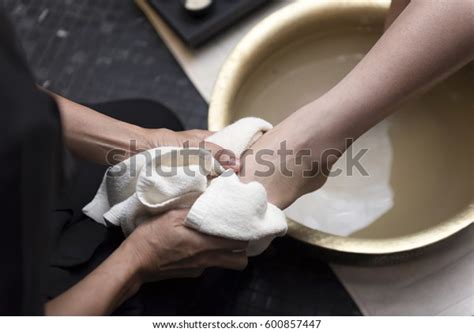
<box><xmin>45</xmin><ymin>210</ymin><xmax>247</xmax><ymax>315</ymax></box>
<box><xmin>46</xmin><ymin>92</ymin><xmax>236</xmax><ymax>168</ymax></box>
<box><xmin>384</xmin><ymin>0</ymin><xmax>411</xmax><ymax>30</ymax></box>
<box><xmin>241</xmin><ymin>0</ymin><xmax>474</xmax><ymax>208</ymax></box>
<box><xmin>50</xmin><ymin>92</ymin><xmax>149</xmax><ymax>164</ymax></box>
<box><xmin>45</xmin><ymin>240</ymin><xmax>142</xmax><ymax>315</ymax></box>
<box><xmin>313</xmin><ymin>0</ymin><xmax>473</xmax><ymax>141</ymax></box>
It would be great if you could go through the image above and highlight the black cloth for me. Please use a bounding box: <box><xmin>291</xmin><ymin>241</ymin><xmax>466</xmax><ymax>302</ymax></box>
<box><xmin>0</xmin><ymin>14</ymin><xmax>65</xmax><ymax>315</ymax></box>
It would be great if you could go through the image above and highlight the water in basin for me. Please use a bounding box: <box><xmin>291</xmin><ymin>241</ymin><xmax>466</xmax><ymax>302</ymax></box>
<box><xmin>232</xmin><ymin>29</ymin><xmax>473</xmax><ymax>239</ymax></box>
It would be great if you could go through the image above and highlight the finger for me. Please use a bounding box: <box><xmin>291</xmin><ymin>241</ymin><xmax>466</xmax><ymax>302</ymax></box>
<box><xmin>162</xmin><ymin>249</ymin><xmax>247</xmax><ymax>272</ymax></box>
<box><xmin>173</xmin><ymin>268</ymin><xmax>204</xmax><ymax>279</ymax></box>
<box><xmin>202</xmin><ymin>250</ymin><xmax>248</xmax><ymax>271</ymax></box>
<box><xmin>196</xmin><ymin>232</ymin><xmax>248</xmax><ymax>251</ymax></box>
<box><xmin>203</xmin><ymin>141</ymin><xmax>240</xmax><ymax>172</ymax></box>
<box><xmin>180</xmin><ymin>132</ymin><xmax>240</xmax><ymax>172</ymax></box>
<box><xmin>185</xmin><ymin>268</ymin><xmax>205</xmax><ymax>278</ymax></box>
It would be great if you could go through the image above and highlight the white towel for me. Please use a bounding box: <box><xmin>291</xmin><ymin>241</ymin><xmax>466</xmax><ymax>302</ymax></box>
<box><xmin>83</xmin><ymin>117</ymin><xmax>287</xmax><ymax>256</ymax></box>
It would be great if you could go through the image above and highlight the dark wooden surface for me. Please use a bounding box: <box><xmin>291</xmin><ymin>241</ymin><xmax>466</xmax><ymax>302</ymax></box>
<box><xmin>1</xmin><ymin>0</ymin><xmax>361</xmax><ymax>316</ymax></box>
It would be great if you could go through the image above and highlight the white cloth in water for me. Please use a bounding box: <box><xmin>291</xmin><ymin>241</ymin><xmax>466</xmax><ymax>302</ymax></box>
<box><xmin>83</xmin><ymin>117</ymin><xmax>287</xmax><ymax>256</ymax></box>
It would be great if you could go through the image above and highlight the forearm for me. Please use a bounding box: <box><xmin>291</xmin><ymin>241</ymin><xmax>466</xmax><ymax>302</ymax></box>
<box><xmin>241</xmin><ymin>0</ymin><xmax>473</xmax><ymax>208</ymax></box>
<box><xmin>45</xmin><ymin>241</ymin><xmax>143</xmax><ymax>315</ymax></box>
<box><xmin>47</xmin><ymin>91</ymin><xmax>149</xmax><ymax>164</ymax></box>
<box><xmin>295</xmin><ymin>0</ymin><xmax>474</xmax><ymax>150</ymax></box>
<box><xmin>384</xmin><ymin>0</ymin><xmax>411</xmax><ymax>30</ymax></box>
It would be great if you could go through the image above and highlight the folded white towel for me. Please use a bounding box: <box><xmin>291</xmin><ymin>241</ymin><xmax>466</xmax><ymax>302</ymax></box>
<box><xmin>83</xmin><ymin>117</ymin><xmax>287</xmax><ymax>256</ymax></box>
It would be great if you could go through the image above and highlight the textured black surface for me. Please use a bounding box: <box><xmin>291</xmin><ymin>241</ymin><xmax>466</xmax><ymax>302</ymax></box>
<box><xmin>2</xmin><ymin>0</ymin><xmax>207</xmax><ymax>129</ymax></box>
<box><xmin>146</xmin><ymin>236</ymin><xmax>363</xmax><ymax>315</ymax></box>
<box><xmin>148</xmin><ymin>0</ymin><xmax>271</xmax><ymax>47</ymax></box>
<box><xmin>1</xmin><ymin>0</ymin><xmax>361</xmax><ymax>315</ymax></box>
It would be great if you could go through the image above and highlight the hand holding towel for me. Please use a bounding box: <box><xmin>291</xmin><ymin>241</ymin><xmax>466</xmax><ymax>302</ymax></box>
<box><xmin>83</xmin><ymin>118</ymin><xmax>287</xmax><ymax>256</ymax></box>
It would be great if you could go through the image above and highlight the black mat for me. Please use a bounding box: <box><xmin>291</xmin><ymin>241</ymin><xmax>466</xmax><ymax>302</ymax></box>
<box><xmin>1</xmin><ymin>0</ymin><xmax>361</xmax><ymax>315</ymax></box>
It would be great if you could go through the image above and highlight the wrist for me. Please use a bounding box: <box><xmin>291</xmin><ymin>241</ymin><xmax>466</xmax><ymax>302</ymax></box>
<box><xmin>140</xmin><ymin>127</ymin><xmax>173</xmax><ymax>150</ymax></box>
<box><xmin>120</xmin><ymin>227</ymin><xmax>161</xmax><ymax>284</ymax></box>
<box><xmin>127</xmin><ymin>125</ymin><xmax>152</xmax><ymax>153</ymax></box>
<box><xmin>287</xmin><ymin>100</ymin><xmax>351</xmax><ymax>163</ymax></box>
<box><xmin>112</xmin><ymin>240</ymin><xmax>145</xmax><ymax>295</ymax></box>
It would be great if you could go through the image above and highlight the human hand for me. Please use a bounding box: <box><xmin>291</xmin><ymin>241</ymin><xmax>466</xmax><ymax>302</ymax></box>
<box><xmin>239</xmin><ymin>103</ymin><xmax>345</xmax><ymax>209</ymax></box>
<box><xmin>123</xmin><ymin>209</ymin><xmax>248</xmax><ymax>283</ymax></box>
<box><xmin>143</xmin><ymin>128</ymin><xmax>239</xmax><ymax>171</ymax></box>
